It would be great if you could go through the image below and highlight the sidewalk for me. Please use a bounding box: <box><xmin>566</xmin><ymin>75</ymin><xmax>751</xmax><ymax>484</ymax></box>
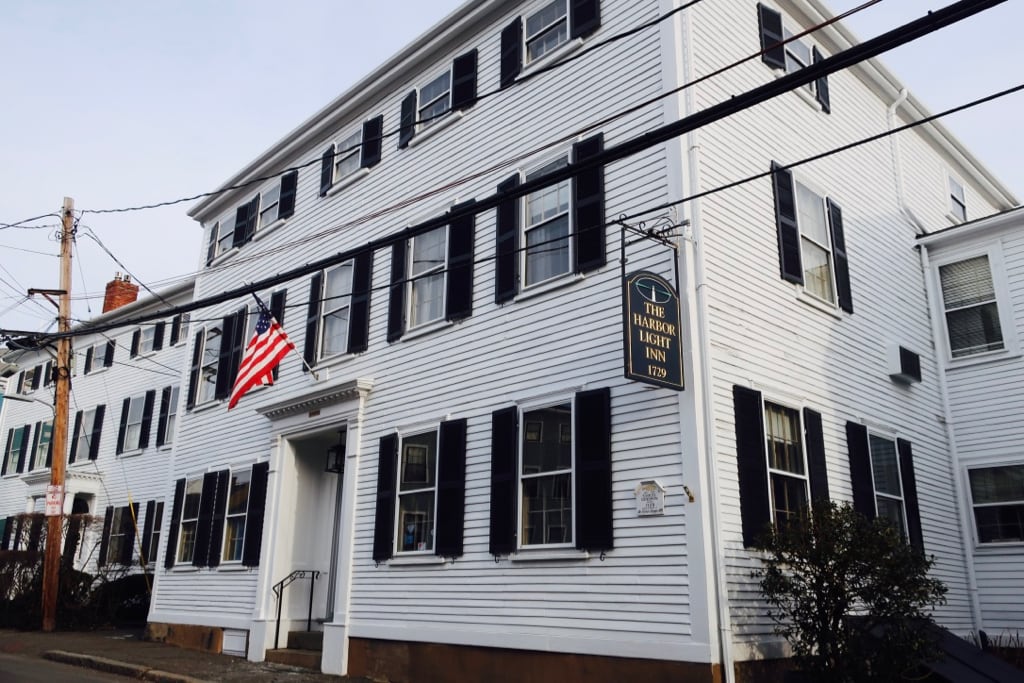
<box><xmin>0</xmin><ymin>628</ymin><xmax>374</xmax><ymax>682</ymax></box>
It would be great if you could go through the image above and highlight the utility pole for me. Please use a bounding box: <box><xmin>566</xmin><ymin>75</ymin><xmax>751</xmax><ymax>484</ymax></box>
<box><xmin>41</xmin><ymin>197</ymin><xmax>74</xmax><ymax>632</ymax></box>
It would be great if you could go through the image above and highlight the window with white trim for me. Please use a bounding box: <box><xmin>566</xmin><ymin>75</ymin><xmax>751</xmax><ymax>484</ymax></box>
<box><xmin>938</xmin><ymin>254</ymin><xmax>1004</xmax><ymax>358</ymax></box>
<box><xmin>520</xmin><ymin>402</ymin><xmax>573</xmax><ymax>546</ymax></box>
<box><xmin>407</xmin><ymin>227</ymin><xmax>448</xmax><ymax>328</ymax></box>
<box><xmin>108</xmin><ymin>507</ymin><xmax>128</xmax><ymax>564</ymax></box>
<box><xmin>32</xmin><ymin>420</ymin><xmax>53</xmax><ymax>470</ymax></box>
<box><xmin>160</xmin><ymin>386</ymin><xmax>179</xmax><ymax>445</ymax></box>
<box><xmin>764</xmin><ymin>402</ymin><xmax>808</xmax><ymax>528</ymax></box>
<box><xmin>176</xmin><ymin>477</ymin><xmax>203</xmax><ymax>563</ymax></box>
<box><xmin>222</xmin><ymin>469</ymin><xmax>252</xmax><ymax>562</ymax></box>
<box><xmin>333</xmin><ymin>129</ymin><xmax>363</xmax><ymax>182</ymax></box>
<box><xmin>147</xmin><ymin>502</ymin><xmax>164</xmax><ymax>564</ymax></box>
<box><xmin>3</xmin><ymin>428</ymin><xmax>26</xmax><ymax>474</ymax></box>
<box><xmin>868</xmin><ymin>434</ymin><xmax>907</xmax><ymax>538</ymax></box>
<box><xmin>197</xmin><ymin>325</ymin><xmax>222</xmax><ymax>405</ymax></box>
<box><xmin>21</xmin><ymin>366</ymin><xmax>38</xmax><ymax>393</ymax></box>
<box><xmin>757</xmin><ymin>4</ymin><xmax>830</xmax><ymax>111</ymax></box>
<box><xmin>138</xmin><ymin>326</ymin><xmax>157</xmax><ymax>355</ymax></box>
<box><xmin>320</xmin><ymin>261</ymin><xmax>353</xmax><ymax>358</ymax></box>
<box><xmin>782</xmin><ymin>27</ymin><xmax>815</xmax><ymax>96</ymax></box>
<box><xmin>968</xmin><ymin>464</ymin><xmax>1024</xmax><ymax>544</ymax></box>
<box><xmin>397</xmin><ymin>430</ymin><xmax>438</xmax><ymax>553</ymax></box>
<box><xmin>75</xmin><ymin>408</ymin><xmax>99</xmax><ymax>460</ymax></box>
<box><xmin>418</xmin><ymin>70</ymin><xmax>452</xmax><ymax>128</ymax></box>
<box><xmin>949</xmin><ymin>175</ymin><xmax>967</xmax><ymax>222</ymax></box>
<box><xmin>524</xmin><ymin>156</ymin><xmax>572</xmax><ymax>287</ymax></box>
<box><xmin>122</xmin><ymin>395</ymin><xmax>146</xmax><ymax>451</ymax></box>
<box><xmin>793</xmin><ymin>180</ymin><xmax>836</xmax><ymax>304</ymax></box>
<box><xmin>525</xmin><ymin>0</ymin><xmax>569</xmax><ymax>63</ymax></box>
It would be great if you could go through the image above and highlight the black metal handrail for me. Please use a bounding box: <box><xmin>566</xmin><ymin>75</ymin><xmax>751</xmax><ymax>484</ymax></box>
<box><xmin>271</xmin><ymin>569</ymin><xmax>320</xmax><ymax>649</ymax></box>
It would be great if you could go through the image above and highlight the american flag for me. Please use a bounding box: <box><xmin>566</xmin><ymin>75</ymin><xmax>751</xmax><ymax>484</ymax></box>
<box><xmin>228</xmin><ymin>303</ymin><xmax>295</xmax><ymax>409</ymax></box>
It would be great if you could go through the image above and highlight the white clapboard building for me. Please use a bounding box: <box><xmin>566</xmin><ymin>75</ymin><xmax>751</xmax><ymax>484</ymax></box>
<box><xmin>142</xmin><ymin>0</ymin><xmax>1017</xmax><ymax>679</ymax></box>
<box><xmin>1</xmin><ymin>276</ymin><xmax>193</xmax><ymax>577</ymax></box>
<box><xmin>919</xmin><ymin>206</ymin><xmax>1024</xmax><ymax>643</ymax></box>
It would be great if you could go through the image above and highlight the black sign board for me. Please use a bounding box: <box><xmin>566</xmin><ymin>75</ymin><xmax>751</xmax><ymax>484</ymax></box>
<box><xmin>623</xmin><ymin>271</ymin><xmax>684</xmax><ymax>390</ymax></box>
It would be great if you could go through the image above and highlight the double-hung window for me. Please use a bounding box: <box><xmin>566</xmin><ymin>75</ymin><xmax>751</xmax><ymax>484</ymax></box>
<box><xmin>397</xmin><ymin>430</ymin><xmax>438</xmax><ymax>553</ymax></box>
<box><xmin>968</xmin><ymin>464</ymin><xmax>1024</xmax><ymax>544</ymax></box>
<box><xmin>408</xmin><ymin>227</ymin><xmax>449</xmax><ymax>328</ymax></box>
<box><xmin>757</xmin><ymin>4</ymin><xmax>830</xmax><ymax>112</ymax></box>
<box><xmin>157</xmin><ymin>386</ymin><xmax>179</xmax><ymax>447</ymax></box>
<box><xmin>521</xmin><ymin>403</ymin><xmax>573</xmax><ymax>545</ymax></box>
<box><xmin>868</xmin><ymin>434</ymin><xmax>908</xmax><ymax>538</ymax></box>
<box><xmin>398</xmin><ymin>52</ymin><xmax>478</xmax><ymax>148</ymax></box>
<box><xmin>107</xmin><ymin>507</ymin><xmax>128</xmax><ymax>565</ymax></box>
<box><xmin>320</xmin><ymin>116</ymin><xmax>384</xmax><ymax>196</ymax></box>
<box><xmin>21</xmin><ymin>366</ymin><xmax>38</xmax><ymax>393</ymax></box>
<box><xmin>305</xmin><ymin>255</ymin><xmax>372</xmax><ymax>364</ymax></box>
<box><xmin>222</xmin><ymin>469</ymin><xmax>252</xmax><ymax>563</ymax></box>
<box><xmin>197</xmin><ymin>326</ymin><xmax>221</xmax><ymax>405</ymax></box>
<box><xmin>764</xmin><ymin>402</ymin><xmax>809</xmax><ymax>528</ymax></box>
<box><xmin>418</xmin><ymin>71</ymin><xmax>452</xmax><ymax>128</ymax></box>
<box><xmin>320</xmin><ymin>262</ymin><xmax>353</xmax><ymax>359</ymax></box>
<box><xmin>176</xmin><ymin>477</ymin><xmax>203</xmax><ymax>564</ymax></box>
<box><xmin>333</xmin><ymin>129</ymin><xmax>363</xmax><ymax>182</ymax></box>
<box><xmin>770</xmin><ymin>164</ymin><xmax>853</xmax><ymax>313</ymax></box>
<box><xmin>525</xmin><ymin>0</ymin><xmax>569</xmax><ymax>63</ymax></box>
<box><xmin>69</xmin><ymin>406</ymin><xmax>105</xmax><ymax>464</ymax></box>
<box><xmin>83</xmin><ymin>341</ymin><xmax>114</xmax><ymax>374</ymax></box>
<box><xmin>2</xmin><ymin>426</ymin><xmax>29</xmax><ymax>476</ymax></box>
<box><xmin>938</xmin><ymin>254</ymin><xmax>1004</xmax><ymax>358</ymax></box>
<box><xmin>500</xmin><ymin>0</ymin><xmax>600</xmax><ymax>87</ymax></box>
<box><xmin>32</xmin><ymin>420</ymin><xmax>53</xmax><ymax>470</ymax></box>
<box><xmin>117</xmin><ymin>391</ymin><xmax>155</xmax><ymax>454</ymax></box>
<box><xmin>949</xmin><ymin>175</ymin><xmax>967</xmax><ymax>222</ymax></box>
<box><xmin>524</xmin><ymin>157</ymin><xmax>572</xmax><ymax>287</ymax></box>
<box><xmin>75</xmin><ymin>410</ymin><xmax>97</xmax><ymax>459</ymax></box>
<box><xmin>145</xmin><ymin>502</ymin><xmax>164</xmax><ymax>564</ymax></box>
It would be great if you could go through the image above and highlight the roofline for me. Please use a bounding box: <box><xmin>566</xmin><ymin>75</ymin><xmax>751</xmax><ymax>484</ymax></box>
<box><xmin>916</xmin><ymin>205</ymin><xmax>1024</xmax><ymax>247</ymax></box>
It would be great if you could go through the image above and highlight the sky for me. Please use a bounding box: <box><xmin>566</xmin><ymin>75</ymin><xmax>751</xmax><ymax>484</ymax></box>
<box><xmin>0</xmin><ymin>0</ymin><xmax>1021</xmax><ymax>338</ymax></box>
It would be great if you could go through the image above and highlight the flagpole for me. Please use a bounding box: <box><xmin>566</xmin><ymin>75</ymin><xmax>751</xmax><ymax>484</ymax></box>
<box><xmin>249</xmin><ymin>290</ymin><xmax>319</xmax><ymax>381</ymax></box>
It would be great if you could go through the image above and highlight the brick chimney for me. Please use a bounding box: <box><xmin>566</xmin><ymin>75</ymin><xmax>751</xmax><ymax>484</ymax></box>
<box><xmin>102</xmin><ymin>272</ymin><xmax>140</xmax><ymax>313</ymax></box>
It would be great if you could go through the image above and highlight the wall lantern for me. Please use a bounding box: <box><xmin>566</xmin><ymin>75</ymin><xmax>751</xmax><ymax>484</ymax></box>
<box><xmin>325</xmin><ymin>430</ymin><xmax>346</xmax><ymax>474</ymax></box>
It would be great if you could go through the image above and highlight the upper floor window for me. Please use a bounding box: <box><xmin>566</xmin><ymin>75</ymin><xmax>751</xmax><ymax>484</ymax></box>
<box><xmin>408</xmin><ymin>227</ymin><xmax>449</xmax><ymax>328</ymax></box>
<box><xmin>418</xmin><ymin>71</ymin><xmax>452</xmax><ymax>128</ymax></box>
<box><xmin>131</xmin><ymin>323</ymin><xmax>164</xmax><ymax>358</ymax></box>
<box><xmin>500</xmin><ymin>0</ymin><xmax>601</xmax><ymax>87</ymax></box>
<box><xmin>334</xmin><ymin>129</ymin><xmax>363</xmax><ymax>182</ymax></box>
<box><xmin>398</xmin><ymin>52</ymin><xmax>478</xmax><ymax>149</ymax></box>
<box><xmin>21</xmin><ymin>365</ymin><xmax>39</xmax><ymax>393</ymax></box>
<box><xmin>157</xmin><ymin>385</ymin><xmax>179</xmax><ymax>447</ymax></box>
<box><xmin>949</xmin><ymin>175</ymin><xmax>967</xmax><ymax>222</ymax></box>
<box><xmin>757</xmin><ymin>4</ymin><xmax>831</xmax><ymax>112</ymax></box>
<box><xmin>304</xmin><ymin>258</ymin><xmax>372</xmax><ymax>366</ymax></box>
<box><xmin>83</xmin><ymin>340</ymin><xmax>115</xmax><ymax>375</ymax></box>
<box><xmin>938</xmin><ymin>254</ymin><xmax>1004</xmax><ymax>358</ymax></box>
<box><xmin>494</xmin><ymin>134</ymin><xmax>606</xmax><ymax>304</ymax></box>
<box><xmin>205</xmin><ymin>171</ymin><xmax>297</xmax><ymax>265</ymax></box>
<box><xmin>770</xmin><ymin>163</ymin><xmax>853</xmax><ymax>313</ymax></box>
<box><xmin>117</xmin><ymin>391</ymin><xmax>155</xmax><ymax>454</ymax></box>
<box><xmin>193</xmin><ymin>325</ymin><xmax>222</xmax><ymax>406</ymax></box>
<box><xmin>69</xmin><ymin>405</ymin><xmax>105</xmax><ymax>464</ymax></box>
<box><xmin>31</xmin><ymin>420</ymin><xmax>53</xmax><ymax>471</ymax></box>
<box><xmin>2</xmin><ymin>425</ymin><xmax>29</xmax><ymax>476</ymax></box>
<box><xmin>319</xmin><ymin>116</ymin><xmax>383</xmax><ymax>196</ymax></box>
<box><xmin>968</xmin><ymin>464</ymin><xmax>1024</xmax><ymax>544</ymax></box>
<box><xmin>319</xmin><ymin>262</ymin><xmax>354</xmax><ymax>360</ymax></box>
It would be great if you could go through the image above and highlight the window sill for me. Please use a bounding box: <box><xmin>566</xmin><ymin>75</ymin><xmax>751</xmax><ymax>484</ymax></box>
<box><xmin>795</xmin><ymin>290</ymin><xmax>842</xmax><ymax>319</ymax></box>
<box><xmin>514</xmin><ymin>272</ymin><xmax>584</xmax><ymax>304</ymax></box>
<box><xmin>974</xmin><ymin>541</ymin><xmax>1024</xmax><ymax>553</ymax></box>
<box><xmin>216</xmin><ymin>563</ymin><xmax>252</xmax><ymax>572</ymax></box>
<box><xmin>253</xmin><ymin>218</ymin><xmax>286</xmax><ymax>243</ymax></box>
<box><xmin>325</xmin><ymin>168</ymin><xmax>370</xmax><ymax>198</ymax></box>
<box><xmin>133</xmin><ymin>351</ymin><xmax>157</xmax><ymax>361</ymax></box>
<box><xmin>407</xmin><ymin>110</ymin><xmax>464</xmax><ymax>149</ymax></box>
<box><xmin>84</xmin><ymin>367</ymin><xmax>110</xmax><ymax>377</ymax></box>
<box><xmin>387</xmin><ymin>554</ymin><xmax>449</xmax><ymax>566</ymax></box>
<box><xmin>169</xmin><ymin>565</ymin><xmax>200</xmax><ymax>573</ymax></box>
<box><xmin>402</xmin><ymin>318</ymin><xmax>453</xmax><ymax>342</ymax></box>
<box><xmin>521</xmin><ymin>38</ymin><xmax>585</xmax><ymax>80</ymax></box>
<box><xmin>510</xmin><ymin>547</ymin><xmax>590</xmax><ymax>562</ymax></box>
<box><xmin>209</xmin><ymin>246</ymin><xmax>239</xmax><ymax>268</ymax></box>
<box><xmin>945</xmin><ymin>350</ymin><xmax>1021</xmax><ymax>372</ymax></box>
<box><xmin>190</xmin><ymin>399</ymin><xmax>223</xmax><ymax>414</ymax></box>
<box><xmin>118</xmin><ymin>448</ymin><xmax>144</xmax><ymax>458</ymax></box>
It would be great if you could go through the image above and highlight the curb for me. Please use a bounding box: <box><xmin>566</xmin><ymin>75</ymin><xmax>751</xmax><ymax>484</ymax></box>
<box><xmin>43</xmin><ymin>650</ymin><xmax>209</xmax><ymax>683</ymax></box>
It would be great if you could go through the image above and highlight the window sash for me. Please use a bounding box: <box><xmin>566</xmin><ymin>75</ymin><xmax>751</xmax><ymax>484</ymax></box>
<box><xmin>418</xmin><ymin>71</ymin><xmax>452</xmax><ymax>126</ymax></box>
<box><xmin>869</xmin><ymin>434</ymin><xmax>909</xmax><ymax>537</ymax></box>
<box><xmin>408</xmin><ymin>228</ymin><xmax>448</xmax><ymax>328</ymax></box>
<box><xmin>34</xmin><ymin>421</ymin><xmax>53</xmax><ymax>469</ymax></box>
<box><xmin>523</xmin><ymin>159</ymin><xmax>572</xmax><ymax>287</ymax></box>
<box><xmin>794</xmin><ymin>181</ymin><xmax>836</xmax><ymax>303</ymax></box>
<box><xmin>940</xmin><ymin>256</ymin><xmax>1004</xmax><ymax>357</ymax></box>
<box><xmin>216</xmin><ymin>217</ymin><xmax>234</xmax><ymax>256</ymax></box>
<box><xmin>519</xmin><ymin>402</ymin><xmax>574</xmax><ymax>547</ymax></box>
<box><xmin>525</xmin><ymin>0</ymin><xmax>569</xmax><ymax>63</ymax></box>
<box><xmin>969</xmin><ymin>465</ymin><xmax>1024</xmax><ymax>543</ymax></box>
<box><xmin>782</xmin><ymin>27</ymin><xmax>815</xmax><ymax>94</ymax></box>
<box><xmin>147</xmin><ymin>503</ymin><xmax>164</xmax><ymax>563</ymax></box>
<box><xmin>320</xmin><ymin>262</ymin><xmax>354</xmax><ymax>358</ymax></box>
<box><xmin>334</xmin><ymin>130</ymin><xmax>362</xmax><ymax>181</ymax></box>
<box><xmin>139</xmin><ymin>327</ymin><xmax>157</xmax><ymax>354</ymax></box>
<box><xmin>949</xmin><ymin>177</ymin><xmax>967</xmax><ymax>221</ymax></box>
<box><xmin>222</xmin><ymin>470</ymin><xmax>251</xmax><ymax>563</ymax></box>
<box><xmin>198</xmin><ymin>328</ymin><xmax>222</xmax><ymax>404</ymax></box>
<box><xmin>764</xmin><ymin>403</ymin><xmax>809</xmax><ymax>526</ymax></box>
<box><xmin>396</xmin><ymin>431</ymin><xmax>438</xmax><ymax>553</ymax></box>
<box><xmin>124</xmin><ymin>397</ymin><xmax>145</xmax><ymax>450</ymax></box>
<box><xmin>109</xmin><ymin>508</ymin><xmax>126</xmax><ymax>563</ymax></box>
<box><xmin>177</xmin><ymin>478</ymin><xmax>203</xmax><ymax>563</ymax></box>
<box><xmin>259</xmin><ymin>186</ymin><xmax>279</xmax><ymax>227</ymax></box>
<box><xmin>76</xmin><ymin>409</ymin><xmax>97</xmax><ymax>460</ymax></box>
<box><xmin>163</xmin><ymin>386</ymin><xmax>179</xmax><ymax>445</ymax></box>
<box><xmin>4</xmin><ymin>430</ymin><xmax>24</xmax><ymax>472</ymax></box>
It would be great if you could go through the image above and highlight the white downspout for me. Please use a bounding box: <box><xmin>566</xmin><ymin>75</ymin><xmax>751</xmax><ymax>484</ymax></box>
<box><xmin>891</xmin><ymin>89</ymin><xmax>983</xmax><ymax>634</ymax></box>
<box><xmin>678</xmin><ymin>7</ymin><xmax>735</xmax><ymax>681</ymax></box>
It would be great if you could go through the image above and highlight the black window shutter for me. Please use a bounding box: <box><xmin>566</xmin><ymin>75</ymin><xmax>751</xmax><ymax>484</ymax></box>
<box><xmin>387</xmin><ymin>241</ymin><xmax>407</xmax><ymax>342</ymax></box>
<box><xmin>897</xmin><ymin>439</ymin><xmax>924</xmax><ymax>553</ymax></box>
<box><xmin>139</xmin><ymin>389</ymin><xmax>156</xmax><ymax>449</ymax></box>
<box><xmin>98</xmin><ymin>506</ymin><xmax>114</xmax><ymax>566</ymax></box>
<box><xmin>44</xmin><ymin>361</ymin><xmax>53</xmax><ymax>386</ymax></box>
<box><xmin>27</xmin><ymin>515</ymin><xmax>43</xmax><ymax>552</ymax></box>
<box><xmin>116</xmin><ymin>397</ymin><xmax>130</xmax><ymax>454</ymax></box>
<box><xmin>31</xmin><ymin>365</ymin><xmax>41</xmax><ymax>390</ymax></box>
<box><xmin>192</xmin><ymin>471</ymin><xmax>220</xmax><ymax>567</ymax></box>
<box><xmin>157</xmin><ymin>386</ymin><xmax>171</xmax><ymax>448</ymax></box>
<box><xmin>446</xmin><ymin>200</ymin><xmax>476</xmax><ymax>321</ymax></box>
<box><xmin>279</xmin><ymin>170</ymin><xmax>298</xmax><ymax>219</ymax></box>
<box><xmin>165</xmin><ymin>479</ymin><xmax>185</xmax><ymax>569</ymax></box>
<box><xmin>170</xmin><ymin>315</ymin><xmax>182</xmax><ymax>346</ymax></box>
<box><xmin>187</xmin><ymin>330</ymin><xmax>203</xmax><ymax>409</ymax></box>
<box><xmin>130</xmin><ymin>331</ymin><xmax>140</xmax><ymax>357</ymax></box>
<box><xmin>802</xmin><ymin>408</ymin><xmax>830</xmax><ymax>507</ymax></box>
<box><xmin>104</xmin><ymin>340</ymin><xmax>116</xmax><ymax>367</ymax></box>
<box><xmin>1</xmin><ymin>429</ymin><xmax>12</xmax><ymax>476</ymax></box>
<box><xmin>303</xmin><ymin>273</ymin><xmax>323</xmax><ymax>370</ymax></box>
<box><xmin>16</xmin><ymin>372</ymin><xmax>25</xmax><ymax>393</ymax></box>
<box><xmin>435</xmin><ymin>419</ymin><xmax>468</xmax><ymax>558</ymax></box>
<box><xmin>771</xmin><ymin>162</ymin><xmax>803</xmax><ymax>284</ymax></box>
<box><xmin>89</xmin><ymin>405</ymin><xmax>105</xmax><ymax>461</ymax></box>
<box><xmin>45</xmin><ymin>429</ymin><xmax>53</xmax><ymax>468</ymax></box>
<box><xmin>245</xmin><ymin>195</ymin><xmax>260</xmax><ymax>241</ymax></box>
<box><xmin>360</xmin><ymin>115</ymin><xmax>384</xmax><ymax>169</ymax></box>
<box><xmin>812</xmin><ymin>47</ymin><xmax>831</xmax><ymax>113</ymax></box>
<box><xmin>495</xmin><ymin>174</ymin><xmax>521</xmax><ymax>304</ymax></box>
<box><xmin>270</xmin><ymin>289</ymin><xmax>287</xmax><ymax>380</ymax></box>
<box><xmin>372</xmin><ymin>435</ymin><xmax>399</xmax><ymax>563</ymax></box>
<box><xmin>398</xmin><ymin>91</ymin><xmax>417</xmax><ymax>149</ymax></box>
<box><xmin>214</xmin><ymin>310</ymin><xmax>243</xmax><ymax>400</ymax></box>
<box><xmin>141</xmin><ymin>500</ymin><xmax>156</xmax><ymax>563</ymax></box>
<box><xmin>845</xmin><ymin>422</ymin><xmax>875</xmax><ymax>519</ymax></box>
<box><xmin>348</xmin><ymin>252</ymin><xmax>373</xmax><ymax>354</ymax></box>
<box><xmin>27</xmin><ymin>423</ymin><xmax>38</xmax><ymax>471</ymax></box>
<box><xmin>207</xmin><ymin>225</ymin><xmax>218</xmax><ymax>265</ymax></box>
<box><xmin>733</xmin><ymin>385</ymin><xmax>770</xmax><ymax>548</ymax></box>
<box><xmin>489</xmin><ymin>406</ymin><xmax>519</xmax><ymax>556</ymax></box>
<box><xmin>319</xmin><ymin>146</ymin><xmax>335</xmax><ymax>197</ymax></box>
<box><xmin>1</xmin><ymin>516</ymin><xmax>13</xmax><ymax>550</ymax></box>
<box><xmin>68</xmin><ymin>412</ymin><xmax>82</xmax><ymax>464</ymax></box>
<box><xmin>757</xmin><ymin>3</ymin><xmax>786</xmax><ymax>70</ymax></box>
<box><xmin>451</xmin><ymin>49</ymin><xmax>479</xmax><ymax>111</ymax></box>
<box><xmin>827</xmin><ymin>198</ymin><xmax>853</xmax><ymax>314</ymax></box>
<box><xmin>575</xmin><ymin>387</ymin><xmax>613</xmax><ymax>551</ymax></box>
<box><xmin>120</xmin><ymin>503</ymin><xmax>138</xmax><ymax>565</ymax></box>
<box><xmin>16</xmin><ymin>426</ymin><xmax>30</xmax><ymax>473</ymax></box>
<box><xmin>232</xmin><ymin>202</ymin><xmax>249</xmax><ymax>248</ymax></box>
<box><xmin>242</xmin><ymin>462</ymin><xmax>270</xmax><ymax>567</ymax></box>
<box><xmin>84</xmin><ymin>348</ymin><xmax>94</xmax><ymax>374</ymax></box>
<box><xmin>207</xmin><ymin>470</ymin><xmax>230</xmax><ymax>568</ymax></box>
<box><xmin>500</xmin><ymin>17</ymin><xmax>523</xmax><ymax>89</ymax></box>
<box><xmin>153</xmin><ymin>322</ymin><xmax>165</xmax><ymax>352</ymax></box>
<box><xmin>573</xmin><ymin>134</ymin><xmax>606</xmax><ymax>273</ymax></box>
<box><xmin>570</xmin><ymin>0</ymin><xmax>601</xmax><ymax>39</ymax></box>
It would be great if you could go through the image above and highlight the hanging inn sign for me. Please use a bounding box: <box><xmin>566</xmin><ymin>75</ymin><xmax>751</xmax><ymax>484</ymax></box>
<box><xmin>623</xmin><ymin>271</ymin><xmax>684</xmax><ymax>390</ymax></box>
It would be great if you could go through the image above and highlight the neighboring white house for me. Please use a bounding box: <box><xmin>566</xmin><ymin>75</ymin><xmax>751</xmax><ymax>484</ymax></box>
<box><xmin>133</xmin><ymin>0</ymin><xmax>1017</xmax><ymax>681</ymax></box>
<box><xmin>919</xmin><ymin>206</ymin><xmax>1024</xmax><ymax>641</ymax></box>
<box><xmin>0</xmin><ymin>277</ymin><xmax>193</xmax><ymax>577</ymax></box>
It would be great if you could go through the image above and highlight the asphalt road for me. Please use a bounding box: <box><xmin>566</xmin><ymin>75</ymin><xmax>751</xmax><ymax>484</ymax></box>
<box><xmin>0</xmin><ymin>652</ymin><xmax>136</xmax><ymax>682</ymax></box>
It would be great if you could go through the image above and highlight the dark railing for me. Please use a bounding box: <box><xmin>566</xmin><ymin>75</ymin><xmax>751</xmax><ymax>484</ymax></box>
<box><xmin>271</xmin><ymin>569</ymin><xmax>320</xmax><ymax>649</ymax></box>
